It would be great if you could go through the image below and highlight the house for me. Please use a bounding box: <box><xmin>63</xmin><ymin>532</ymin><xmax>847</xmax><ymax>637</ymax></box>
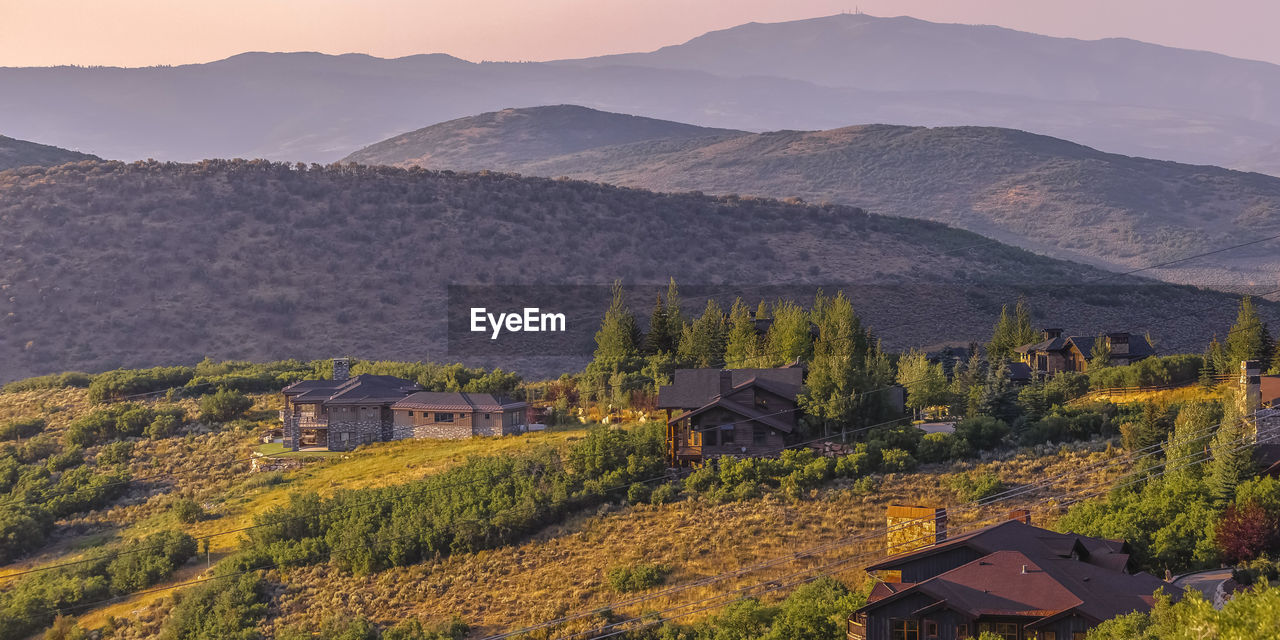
<box><xmin>390</xmin><ymin>392</ymin><xmax>529</xmax><ymax>439</ymax></box>
<box><xmin>1238</xmin><ymin>360</ymin><xmax>1280</xmax><ymax>477</ymax></box>
<box><xmin>280</xmin><ymin>359</ymin><xmax>424</xmax><ymax>451</ymax></box>
<box><xmin>850</xmin><ymin>517</ymin><xmax>1177</xmax><ymax>640</ymax></box>
<box><xmin>1014</xmin><ymin>329</ymin><xmax>1153</xmax><ymax>376</ymax></box>
<box><xmin>657</xmin><ymin>366</ymin><xmax>804</xmax><ymax>466</ymax></box>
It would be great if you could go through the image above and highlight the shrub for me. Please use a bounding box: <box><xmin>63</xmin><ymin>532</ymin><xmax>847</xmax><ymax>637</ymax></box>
<box><xmin>0</xmin><ymin>418</ymin><xmax>45</xmax><ymax>442</ymax></box>
<box><xmin>954</xmin><ymin>416</ymin><xmax>1009</xmax><ymax>450</ymax></box>
<box><xmin>878</xmin><ymin>448</ymin><xmax>917</xmax><ymax>473</ymax></box>
<box><xmin>1</xmin><ymin>371</ymin><xmax>92</xmax><ymax>394</ymax></box>
<box><xmin>199</xmin><ymin>389</ymin><xmax>253</xmax><ymax>423</ymax></box>
<box><xmin>649</xmin><ymin>483</ymin><xmax>681</xmax><ymax>505</ymax></box>
<box><xmin>607</xmin><ymin>562</ymin><xmax>672</xmax><ymax>593</ymax></box>
<box><xmin>917</xmin><ymin>432</ymin><xmax>955</xmax><ymax>463</ymax></box>
<box><xmin>834</xmin><ymin>448</ymin><xmax>873</xmax><ymax>477</ymax></box>
<box><xmin>173</xmin><ymin>497</ymin><xmax>206</xmax><ymax>524</ymax></box>
<box><xmin>949</xmin><ymin>471</ymin><xmax>1006</xmax><ymax>502</ymax></box>
<box><xmin>88</xmin><ymin>366</ymin><xmax>195</xmax><ymax>404</ymax></box>
<box><xmin>45</xmin><ymin>447</ymin><xmax>83</xmax><ymax>472</ymax></box>
<box><xmin>106</xmin><ymin>530</ymin><xmax>197</xmax><ymax>594</ymax></box>
<box><xmin>97</xmin><ymin>441</ymin><xmax>134</xmax><ymax>466</ymax></box>
<box><xmin>626</xmin><ymin>482</ymin><xmax>651</xmax><ymax>504</ymax></box>
<box><xmin>146</xmin><ymin>413</ymin><xmax>181</xmax><ymax>439</ymax></box>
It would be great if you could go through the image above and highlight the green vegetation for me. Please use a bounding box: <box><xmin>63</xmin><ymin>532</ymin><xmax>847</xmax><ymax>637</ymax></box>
<box><xmin>1087</xmin><ymin>583</ymin><xmax>1280</xmax><ymax>639</ymax></box>
<box><xmin>1089</xmin><ymin>355</ymin><xmax>1205</xmax><ymax>390</ymax></box>
<box><xmin>0</xmin><ymin>372</ymin><xmax>92</xmax><ymax>394</ymax></box>
<box><xmin>637</xmin><ymin>577</ymin><xmax>868</xmax><ymax>640</ymax></box>
<box><xmin>64</xmin><ymin>402</ymin><xmax>187</xmax><ymax>447</ymax></box>
<box><xmin>607</xmin><ymin>562</ymin><xmax>672</xmax><ymax>593</ymax></box>
<box><xmin>0</xmin><ymin>417</ymin><xmax>45</xmax><ymax>441</ymax></box>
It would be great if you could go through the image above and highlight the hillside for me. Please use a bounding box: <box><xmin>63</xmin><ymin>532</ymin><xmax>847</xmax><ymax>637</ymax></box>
<box><xmin>344</xmin><ymin>105</ymin><xmax>742</xmax><ymax>170</ymax></box>
<box><xmin>0</xmin><ymin>159</ymin><xmax>1276</xmax><ymax>382</ymax></box>
<box><xmin>0</xmin><ymin>134</ymin><xmax>97</xmax><ymax>170</ymax></box>
<box><xmin>5</xmin><ymin>14</ymin><xmax>1280</xmax><ymax>171</ymax></box>
<box><xmin>345</xmin><ymin>108</ymin><xmax>1280</xmax><ymax>288</ymax></box>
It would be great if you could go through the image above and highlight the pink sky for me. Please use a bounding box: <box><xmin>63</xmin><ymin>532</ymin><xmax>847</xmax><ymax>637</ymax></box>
<box><xmin>3</xmin><ymin>0</ymin><xmax>1279</xmax><ymax>67</ymax></box>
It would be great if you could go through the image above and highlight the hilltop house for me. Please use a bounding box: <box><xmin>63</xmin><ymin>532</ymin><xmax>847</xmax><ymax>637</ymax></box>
<box><xmin>1014</xmin><ymin>329</ymin><xmax>1153</xmax><ymax>376</ymax></box>
<box><xmin>280</xmin><ymin>358</ymin><xmax>528</xmax><ymax>451</ymax></box>
<box><xmin>390</xmin><ymin>392</ymin><xmax>529</xmax><ymax>439</ymax></box>
<box><xmin>850</xmin><ymin>517</ymin><xmax>1176</xmax><ymax>640</ymax></box>
<box><xmin>657</xmin><ymin>366</ymin><xmax>804</xmax><ymax>466</ymax></box>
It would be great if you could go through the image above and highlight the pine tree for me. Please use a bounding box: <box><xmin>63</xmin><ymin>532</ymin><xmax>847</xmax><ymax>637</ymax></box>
<box><xmin>663</xmin><ymin>278</ymin><xmax>685</xmax><ymax>350</ymax></box>
<box><xmin>1207</xmin><ymin>386</ymin><xmax>1256</xmax><ymax>506</ymax></box>
<box><xmin>677</xmin><ymin>299</ymin><xmax>726</xmax><ymax>368</ymax></box>
<box><xmin>1089</xmin><ymin>334</ymin><xmax>1112</xmax><ymax>369</ymax></box>
<box><xmin>801</xmin><ymin>292</ymin><xmax>863</xmax><ymax>429</ymax></box>
<box><xmin>723</xmin><ymin>298</ymin><xmax>759</xmax><ymax>368</ymax></box>
<box><xmin>1164</xmin><ymin>400</ymin><xmax>1219</xmax><ymax>490</ymax></box>
<box><xmin>1013</xmin><ymin>297</ymin><xmax>1038</xmax><ymax>347</ymax></box>
<box><xmin>754</xmin><ymin>300</ymin><xmax>771</xmax><ymax>320</ymax></box>
<box><xmin>986</xmin><ymin>305</ymin><xmax>1016</xmax><ymax>361</ymax></box>
<box><xmin>592</xmin><ymin>281</ymin><xmax>640</xmax><ymax>363</ymax></box>
<box><xmin>1225</xmin><ymin>296</ymin><xmax>1273</xmax><ymax>370</ymax></box>
<box><xmin>644</xmin><ymin>294</ymin><xmax>673</xmax><ymax>355</ymax></box>
<box><xmin>764</xmin><ymin>300</ymin><xmax>812</xmax><ymax>366</ymax></box>
<box><xmin>975</xmin><ymin>360</ymin><xmax>1019</xmax><ymax>422</ymax></box>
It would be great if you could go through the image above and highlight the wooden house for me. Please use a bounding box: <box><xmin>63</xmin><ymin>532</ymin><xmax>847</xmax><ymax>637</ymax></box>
<box><xmin>657</xmin><ymin>366</ymin><xmax>804</xmax><ymax>466</ymax></box>
<box><xmin>390</xmin><ymin>392</ymin><xmax>529</xmax><ymax>439</ymax></box>
<box><xmin>850</xmin><ymin>517</ymin><xmax>1175</xmax><ymax>640</ymax></box>
<box><xmin>1014</xmin><ymin>329</ymin><xmax>1153</xmax><ymax>376</ymax></box>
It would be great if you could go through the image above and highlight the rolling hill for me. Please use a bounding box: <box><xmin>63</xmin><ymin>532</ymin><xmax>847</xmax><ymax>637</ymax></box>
<box><xmin>0</xmin><ymin>134</ymin><xmax>97</xmax><ymax>171</ymax></box>
<box><xmin>4</xmin><ymin>14</ymin><xmax>1280</xmax><ymax>172</ymax></box>
<box><xmin>344</xmin><ymin>107</ymin><xmax>1280</xmax><ymax>288</ymax></box>
<box><xmin>0</xmin><ymin>159</ymin><xmax>1274</xmax><ymax>382</ymax></box>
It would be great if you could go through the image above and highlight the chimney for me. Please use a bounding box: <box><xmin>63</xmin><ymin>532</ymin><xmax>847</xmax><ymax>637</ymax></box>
<box><xmin>1107</xmin><ymin>332</ymin><xmax>1131</xmax><ymax>356</ymax></box>
<box><xmin>332</xmin><ymin>357</ymin><xmax>351</xmax><ymax>382</ymax></box>
<box><xmin>1007</xmin><ymin>509</ymin><xmax>1032</xmax><ymax>525</ymax></box>
<box><xmin>886</xmin><ymin>505</ymin><xmax>948</xmax><ymax>554</ymax></box>
<box><xmin>1241</xmin><ymin>360</ymin><xmax>1262</xmax><ymax>441</ymax></box>
<box><xmin>1043</xmin><ymin>328</ymin><xmax>1062</xmax><ymax>340</ymax></box>
<box><xmin>719</xmin><ymin>370</ymin><xmax>733</xmax><ymax>397</ymax></box>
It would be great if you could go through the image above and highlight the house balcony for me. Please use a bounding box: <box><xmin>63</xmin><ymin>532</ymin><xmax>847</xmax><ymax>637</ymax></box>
<box><xmin>847</xmin><ymin>617</ymin><xmax>866</xmax><ymax>640</ymax></box>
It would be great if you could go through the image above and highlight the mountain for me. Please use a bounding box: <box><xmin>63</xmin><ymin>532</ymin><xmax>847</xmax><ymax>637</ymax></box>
<box><xmin>0</xmin><ymin>134</ymin><xmax>97</xmax><ymax>171</ymax></box>
<box><xmin>345</xmin><ymin>107</ymin><xmax>1280</xmax><ymax>289</ymax></box>
<box><xmin>343</xmin><ymin>105</ymin><xmax>742</xmax><ymax>170</ymax></box>
<box><xmin>1</xmin><ymin>159</ymin><xmax>1267</xmax><ymax>382</ymax></box>
<box><xmin>5</xmin><ymin>15</ymin><xmax>1280</xmax><ymax>171</ymax></box>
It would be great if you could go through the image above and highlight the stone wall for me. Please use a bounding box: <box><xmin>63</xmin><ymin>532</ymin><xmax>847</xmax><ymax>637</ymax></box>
<box><xmin>391</xmin><ymin>423</ymin><xmax>473</xmax><ymax>440</ymax></box>
<box><xmin>327</xmin><ymin>419</ymin><xmax>388</xmax><ymax>451</ymax></box>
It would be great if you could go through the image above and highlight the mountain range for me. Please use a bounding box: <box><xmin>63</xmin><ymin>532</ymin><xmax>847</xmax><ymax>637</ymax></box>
<box><xmin>3</xmin><ymin>14</ymin><xmax>1280</xmax><ymax>173</ymax></box>
<box><xmin>1</xmin><ymin>159</ymin><xmax>1269</xmax><ymax>382</ymax></box>
<box><xmin>0</xmin><ymin>134</ymin><xmax>97</xmax><ymax>171</ymax></box>
<box><xmin>344</xmin><ymin>105</ymin><xmax>1280</xmax><ymax>289</ymax></box>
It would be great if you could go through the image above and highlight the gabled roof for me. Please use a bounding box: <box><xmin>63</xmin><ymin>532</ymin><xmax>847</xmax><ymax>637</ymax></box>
<box><xmin>657</xmin><ymin>367</ymin><xmax>803</xmax><ymax>409</ymax></box>
<box><xmin>392</xmin><ymin>391</ymin><xmax>528</xmax><ymax>412</ymax></box>
<box><xmin>861</xmin><ymin>549</ymin><xmax>1174</xmax><ymax>625</ymax></box>
<box><xmin>864</xmin><ymin>520</ymin><xmax>1128</xmax><ymax>573</ymax></box>
<box><xmin>668</xmin><ymin>395</ymin><xmax>795</xmax><ymax>433</ymax></box>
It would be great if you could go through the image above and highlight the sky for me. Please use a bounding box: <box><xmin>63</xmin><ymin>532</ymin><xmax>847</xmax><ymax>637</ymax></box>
<box><xmin>2</xmin><ymin>0</ymin><xmax>1280</xmax><ymax>67</ymax></box>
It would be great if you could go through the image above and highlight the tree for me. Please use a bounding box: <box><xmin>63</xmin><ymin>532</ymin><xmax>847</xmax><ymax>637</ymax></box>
<box><xmin>801</xmin><ymin>292</ymin><xmax>866</xmax><ymax>430</ymax></box>
<box><xmin>974</xmin><ymin>361</ymin><xmax>1019</xmax><ymax>422</ymax></box>
<box><xmin>1213</xmin><ymin>502</ymin><xmax>1278</xmax><ymax>564</ymax></box>
<box><xmin>897</xmin><ymin>350</ymin><xmax>948</xmax><ymax>417</ymax></box>
<box><xmin>676</xmin><ymin>299</ymin><xmax>727</xmax><ymax>368</ymax></box>
<box><xmin>1090</xmin><ymin>334</ymin><xmax>1113</xmax><ymax>369</ymax></box>
<box><xmin>1163</xmin><ymin>401</ymin><xmax>1220</xmax><ymax>489</ymax></box>
<box><xmin>199</xmin><ymin>389</ymin><xmax>252</xmax><ymax>422</ymax></box>
<box><xmin>764</xmin><ymin>300</ymin><xmax>812</xmax><ymax>366</ymax></box>
<box><xmin>1225</xmin><ymin>296</ymin><xmax>1275</xmax><ymax>371</ymax></box>
<box><xmin>644</xmin><ymin>294</ymin><xmax>671</xmax><ymax>355</ymax></box>
<box><xmin>761</xmin><ymin>577</ymin><xmax>866</xmax><ymax>640</ymax></box>
<box><xmin>985</xmin><ymin>298</ymin><xmax>1038</xmax><ymax>361</ymax></box>
<box><xmin>724</xmin><ymin>298</ymin><xmax>759</xmax><ymax>368</ymax></box>
<box><xmin>1207</xmin><ymin>387</ymin><xmax>1256</xmax><ymax>505</ymax></box>
<box><xmin>592</xmin><ymin>280</ymin><xmax>640</xmax><ymax>363</ymax></box>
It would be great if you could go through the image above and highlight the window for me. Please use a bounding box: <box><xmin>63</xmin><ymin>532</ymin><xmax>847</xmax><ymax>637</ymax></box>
<box><xmin>979</xmin><ymin>622</ymin><xmax>1019</xmax><ymax>640</ymax></box>
<box><xmin>1072</xmin><ymin>634</ymin><xmax>1086</xmax><ymax>640</ymax></box>
<box><xmin>957</xmin><ymin>624</ymin><xmax>969</xmax><ymax>639</ymax></box>
<box><xmin>435</xmin><ymin>412</ymin><xmax>453</xmax><ymax>422</ymax></box>
<box><xmin>891</xmin><ymin>619</ymin><xmax>919</xmax><ymax>640</ymax></box>
<box><xmin>1041</xmin><ymin>632</ymin><xmax>1057</xmax><ymax>640</ymax></box>
<box><xmin>925</xmin><ymin>620</ymin><xmax>938</xmax><ymax>637</ymax></box>
<box><xmin>484</xmin><ymin>413</ymin><xmax>491</xmax><ymax>419</ymax></box>
<box><xmin>753</xmin><ymin>425</ymin><xmax>768</xmax><ymax>445</ymax></box>
<box><xmin>407</xmin><ymin>411</ymin><xmax>414</xmax><ymax>417</ymax></box>
<box><xmin>720</xmin><ymin>424</ymin><xmax>735</xmax><ymax>444</ymax></box>
<box><xmin>703</xmin><ymin>429</ymin><xmax>718</xmax><ymax>447</ymax></box>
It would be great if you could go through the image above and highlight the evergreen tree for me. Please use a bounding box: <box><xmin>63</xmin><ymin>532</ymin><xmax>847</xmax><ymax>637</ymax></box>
<box><xmin>644</xmin><ymin>294</ymin><xmax>673</xmax><ymax>355</ymax></box>
<box><xmin>592</xmin><ymin>281</ymin><xmax>640</xmax><ymax>362</ymax></box>
<box><xmin>801</xmin><ymin>292</ymin><xmax>864</xmax><ymax>430</ymax></box>
<box><xmin>1164</xmin><ymin>401</ymin><xmax>1220</xmax><ymax>490</ymax></box>
<box><xmin>677</xmin><ymin>299</ymin><xmax>727</xmax><ymax>368</ymax></box>
<box><xmin>764</xmin><ymin>300</ymin><xmax>812</xmax><ymax>366</ymax></box>
<box><xmin>986</xmin><ymin>298</ymin><xmax>1038</xmax><ymax>361</ymax></box>
<box><xmin>723</xmin><ymin>298</ymin><xmax>759</xmax><ymax>368</ymax></box>
<box><xmin>1013</xmin><ymin>297</ymin><xmax>1038</xmax><ymax>346</ymax></box>
<box><xmin>1090</xmin><ymin>334</ymin><xmax>1113</xmax><ymax>369</ymax></box>
<box><xmin>754</xmin><ymin>300</ymin><xmax>771</xmax><ymax>320</ymax></box>
<box><xmin>663</xmin><ymin>278</ymin><xmax>685</xmax><ymax>350</ymax></box>
<box><xmin>975</xmin><ymin>361</ymin><xmax>1019</xmax><ymax>422</ymax></box>
<box><xmin>1207</xmin><ymin>386</ymin><xmax>1256</xmax><ymax>506</ymax></box>
<box><xmin>1225</xmin><ymin>296</ymin><xmax>1274</xmax><ymax>371</ymax></box>
<box><xmin>951</xmin><ymin>352</ymin><xmax>986</xmax><ymax>417</ymax></box>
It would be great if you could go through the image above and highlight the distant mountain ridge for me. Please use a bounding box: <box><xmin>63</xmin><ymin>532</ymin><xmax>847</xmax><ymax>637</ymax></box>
<box><xmin>0</xmin><ymin>135</ymin><xmax>98</xmax><ymax>171</ymax></box>
<box><xmin>344</xmin><ymin>106</ymin><xmax>1280</xmax><ymax>289</ymax></box>
<box><xmin>4</xmin><ymin>14</ymin><xmax>1280</xmax><ymax>173</ymax></box>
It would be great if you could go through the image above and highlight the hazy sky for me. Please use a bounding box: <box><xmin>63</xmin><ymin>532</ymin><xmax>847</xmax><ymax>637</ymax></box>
<box><xmin>3</xmin><ymin>0</ymin><xmax>1280</xmax><ymax>67</ymax></box>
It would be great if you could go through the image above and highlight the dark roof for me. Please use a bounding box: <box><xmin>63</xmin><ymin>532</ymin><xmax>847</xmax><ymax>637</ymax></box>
<box><xmin>862</xmin><ymin>549</ymin><xmax>1172</xmax><ymax>625</ymax></box>
<box><xmin>1015</xmin><ymin>333</ymin><xmax>1154</xmax><ymax>360</ymax></box>
<box><xmin>667</xmin><ymin>392</ymin><xmax>796</xmax><ymax>434</ymax></box>
<box><xmin>865</xmin><ymin>520</ymin><xmax>1128</xmax><ymax>573</ymax></box>
<box><xmin>285</xmin><ymin>374</ymin><xmax>423</xmax><ymax>406</ymax></box>
<box><xmin>657</xmin><ymin>367</ymin><xmax>803</xmax><ymax>409</ymax></box>
<box><xmin>1006</xmin><ymin>362</ymin><xmax>1033</xmax><ymax>382</ymax></box>
<box><xmin>392</xmin><ymin>392</ymin><xmax>527</xmax><ymax>412</ymax></box>
<box><xmin>1015</xmin><ymin>336</ymin><xmax>1068</xmax><ymax>354</ymax></box>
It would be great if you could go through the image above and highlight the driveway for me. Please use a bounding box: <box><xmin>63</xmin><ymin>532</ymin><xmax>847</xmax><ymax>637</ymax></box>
<box><xmin>1172</xmin><ymin>568</ymin><xmax>1235</xmax><ymax>608</ymax></box>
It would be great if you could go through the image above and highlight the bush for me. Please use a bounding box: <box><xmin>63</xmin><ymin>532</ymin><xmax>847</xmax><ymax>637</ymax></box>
<box><xmin>626</xmin><ymin>482</ymin><xmax>651</xmax><ymax>505</ymax></box>
<box><xmin>0</xmin><ymin>418</ymin><xmax>45</xmax><ymax>442</ymax></box>
<box><xmin>607</xmin><ymin>562</ymin><xmax>671</xmax><ymax>593</ymax></box>
<box><xmin>1</xmin><ymin>371</ymin><xmax>92</xmax><ymax>394</ymax></box>
<box><xmin>147</xmin><ymin>413</ymin><xmax>181</xmax><ymax>439</ymax></box>
<box><xmin>97</xmin><ymin>441</ymin><xmax>134</xmax><ymax>466</ymax></box>
<box><xmin>878</xmin><ymin>448</ymin><xmax>917</xmax><ymax>473</ymax></box>
<box><xmin>949</xmin><ymin>471</ymin><xmax>1005</xmax><ymax>502</ymax></box>
<box><xmin>954</xmin><ymin>416</ymin><xmax>1009</xmax><ymax>450</ymax></box>
<box><xmin>88</xmin><ymin>366</ymin><xmax>195</xmax><ymax>404</ymax></box>
<box><xmin>649</xmin><ymin>483</ymin><xmax>681</xmax><ymax>505</ymax></box>
<box><xmin>834</xmin><ymin>448</ymin><xmax>874</xmax><ymax>477</ymax></box>
<box><xmin>199</xmin><ymin>389</ymin><xmax>253</xmax><ymax>423</ymax></box>
<box><xmin>45</xmin><ymin>447</ymin><xmax>83</xmax><ymax>472</ymax></box>
<box><xmin>917</xmin><ymin>432</ymin><xmax>955</xmax><ymax>464</ymax></box>
<box><xmin>173</xmin><ymin>497</ymin><xmax>206</xmax><ymax>524</ymax></box>
<box><xmin>106</xmin><ymin>530</ymin><xmax>197</xmax><ymax>594</ymax></box>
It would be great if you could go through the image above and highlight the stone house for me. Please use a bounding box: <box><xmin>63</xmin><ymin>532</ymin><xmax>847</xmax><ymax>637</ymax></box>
<box><xmin>280</xmin><ymin>359</ymin><xmax>424</xmax><ymax>451</ymax></box>
<box><xmin>390</xmin><ymin>392</ymin><xmax>529</xmax><ymax>439</ymax></box>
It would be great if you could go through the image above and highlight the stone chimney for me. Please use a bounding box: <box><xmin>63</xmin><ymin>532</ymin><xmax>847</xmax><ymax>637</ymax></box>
<box><xmin>1107</xmin><ymin>332</ymin><xmax>1131</xmax><ymax>356</ymax></box>
<box><xmin>886</xmin><ymin>505</ymin><xmax>948</xmax><ymax>554</ymax></box>
<box><xmin>1043</xmin><ymin>328</ymin><xmax>1062</xmax><ymax>340</ymax></box>
<box><xmin>1241</xmin><ymin>360</ymin><xmax>1262</xmax><ymax>442</ymax></box>
<box><xmin>333</xmin><ymin>357</ymin><xmax>351</xmax><ymax>382</ymax></box>
<box><xmin>719</xmin><ymin>370</ymin><xmax>734</xmax><ymax>397</ymax></box>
